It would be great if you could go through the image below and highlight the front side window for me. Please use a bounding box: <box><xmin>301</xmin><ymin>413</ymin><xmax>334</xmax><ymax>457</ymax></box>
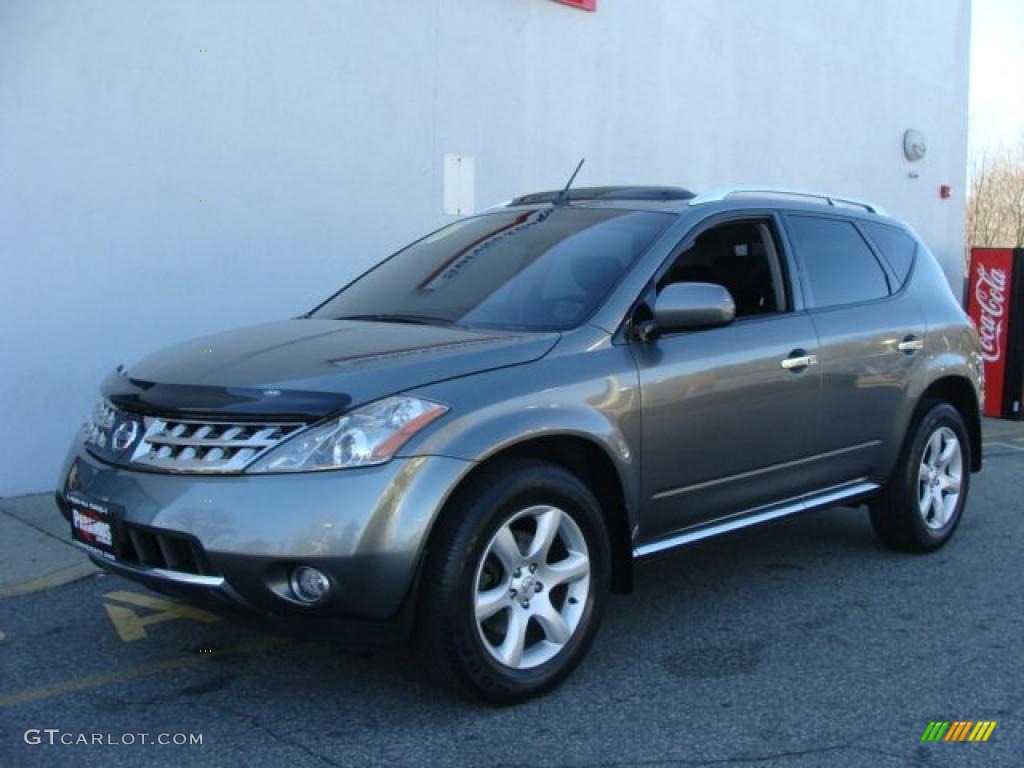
<box><xmin>313</xmin><ymin>208</ymin><xmax>674</xmax><ymax>331</ymax></box>
<box><xmin>785</xmin><ymin>215</ymin><xmax>890</xmax><ymax>308</ymax></box>
<box><xmin>659</xmin><ymin>219</ymin><xmax>787</xmax><ymax>317</ymax></box>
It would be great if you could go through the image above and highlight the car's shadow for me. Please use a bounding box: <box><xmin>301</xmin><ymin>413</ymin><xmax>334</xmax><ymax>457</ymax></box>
<box><xmin>171</xmin><ymin>503</ymin><xmax>896</xmax><ymax>712</ymax></box>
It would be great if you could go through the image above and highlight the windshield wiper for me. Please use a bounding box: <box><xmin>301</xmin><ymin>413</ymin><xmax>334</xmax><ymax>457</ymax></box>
<box><xmin>337</xmin><ymin>314</ymin><xmax>455</xmax><ymax>327</ymax></box>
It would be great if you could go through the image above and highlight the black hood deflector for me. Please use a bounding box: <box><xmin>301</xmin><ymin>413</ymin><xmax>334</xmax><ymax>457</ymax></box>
<box><xmin>102</xmin><ymin>373</ymin><xmax>351</xmax><ymax>421</ymax></box>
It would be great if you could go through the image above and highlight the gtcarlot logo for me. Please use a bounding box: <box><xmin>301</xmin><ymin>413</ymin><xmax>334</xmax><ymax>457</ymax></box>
<box><xmin>24</xmin><ymin>729</ymin><xmax>203</xmax><ymax>746</ymax></box>
<box><xmin>921</xmin><ymin>721</ymin><xmax>997</xmax><ymax>742</ymax></box>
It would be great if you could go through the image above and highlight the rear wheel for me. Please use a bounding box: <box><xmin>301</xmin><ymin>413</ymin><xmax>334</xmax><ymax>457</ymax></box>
<box><xmin>869</xmin><ymin>402</ymin><xmax>970</xmax><ymax>552</ymax></box>
<box><xmin>416</xmin><ymin>458</ymin><xmax>610</xmax><ymax>704</ymax></box>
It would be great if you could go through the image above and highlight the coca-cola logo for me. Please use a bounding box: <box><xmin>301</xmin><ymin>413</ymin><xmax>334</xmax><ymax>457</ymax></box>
<box><xmin>975</xmin><ymin>264</ymin><xmax>1007</xmax><ymax>363</ymax></box>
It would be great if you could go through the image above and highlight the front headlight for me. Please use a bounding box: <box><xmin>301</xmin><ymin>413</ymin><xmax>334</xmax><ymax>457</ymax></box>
<box><xmin>82</xmin><ymin>399</ymin><xmax>118</xmax><ymax>449</ymax></box>
<box><xmin>245</xmin><ymin>396</ymin><xmax>448</xmax><ymax>473</ymax></box>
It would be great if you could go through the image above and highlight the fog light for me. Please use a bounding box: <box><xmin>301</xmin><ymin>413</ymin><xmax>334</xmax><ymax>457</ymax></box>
<box><xmin>290</xmin><ymin>566</ymin><xmax>331</xmax><ymax>604</ymax></box>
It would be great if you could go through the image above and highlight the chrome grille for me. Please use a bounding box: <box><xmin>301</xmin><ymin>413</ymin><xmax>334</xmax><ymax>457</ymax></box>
<box><xmin>130</xmin><ymin>417</ymin><xmax>305</xmax><ymax>473</ymax></box>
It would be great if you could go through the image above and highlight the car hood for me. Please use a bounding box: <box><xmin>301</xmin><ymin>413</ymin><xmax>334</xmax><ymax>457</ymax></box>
<box><xmin>102</xmin><ymin>319</ymin><xmax>559</xmax><ymax>420</ymax></box>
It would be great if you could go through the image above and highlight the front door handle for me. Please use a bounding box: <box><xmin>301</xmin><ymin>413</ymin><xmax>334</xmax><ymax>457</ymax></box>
<box><xmin>897</xmin><ymin>335</ymin><xmax>924</xmax><ymax>354</ymax></box>
<box><xmin>780</xmin><ymin>351</ymin><xmax>818</xmax><ymax>371</ymax></box>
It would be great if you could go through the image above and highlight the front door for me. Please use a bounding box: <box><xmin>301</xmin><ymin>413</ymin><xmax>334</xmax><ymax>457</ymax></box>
<box><xmin>631</xmin><ymin>217</ymin><xmax>823</xmax><ymax>544</ymax></box>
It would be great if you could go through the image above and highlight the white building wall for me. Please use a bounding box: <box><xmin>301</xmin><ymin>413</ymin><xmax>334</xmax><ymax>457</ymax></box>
<box><xmin>0</xmin><ymin>0</ymin><xmax>971</xmax><ymax>495</ymax></box>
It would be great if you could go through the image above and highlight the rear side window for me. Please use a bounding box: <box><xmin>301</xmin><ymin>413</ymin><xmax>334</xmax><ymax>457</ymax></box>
<box><xmin>861</xmin><ymin>221</ymin><xmax>917</xmax><ymax>287</ymax></box>
<box><xmin>785</xmin><ymin>215</ymin><xmax>890</xmax><ymax>308</ymax></box>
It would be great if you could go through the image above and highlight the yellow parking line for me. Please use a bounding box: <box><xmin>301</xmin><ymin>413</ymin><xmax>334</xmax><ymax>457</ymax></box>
<box><xmin>0</xmin><ymin>637</ymin><xmax>288</xmax><ymax>708</ymax></box>
<box><xmin>102</xmin><ymin>590</ymin><xmax>220</xmax><ymax>642</ymax></box>
<box><xmin>0</xmin><ymin>561</ymin><xmax>98</xmax><ymax>598</ymax></box>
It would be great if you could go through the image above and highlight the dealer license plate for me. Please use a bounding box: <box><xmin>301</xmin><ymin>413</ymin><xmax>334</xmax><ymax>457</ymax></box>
<box><xmin>68</xmin><ymin>492</ymin><xmax>118</xmax><ymax>561</ymax></box>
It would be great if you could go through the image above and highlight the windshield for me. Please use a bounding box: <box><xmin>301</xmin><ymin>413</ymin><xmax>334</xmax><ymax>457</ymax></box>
<box><xmin>312</xmin><ymin>207</ymin><xmax>674</xmax><ymax>331</ymax></box>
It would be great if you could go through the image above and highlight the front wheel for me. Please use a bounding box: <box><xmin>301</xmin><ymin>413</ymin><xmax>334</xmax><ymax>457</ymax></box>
<box><xmin>869</xmin><ymin>402</ymin><xmax>970</xmax><ymax>552</ymax></box>
<box><xmin>416</xmin><ymin>458</ymin><xmax>610</xmax><ymax>704</ymax></box>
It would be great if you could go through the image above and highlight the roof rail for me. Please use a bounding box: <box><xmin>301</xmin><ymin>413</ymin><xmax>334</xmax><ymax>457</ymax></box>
<box><xmin>688</xmin><ymin>187</ymin><xmax>886</xmax><ymax>215</ymax></box>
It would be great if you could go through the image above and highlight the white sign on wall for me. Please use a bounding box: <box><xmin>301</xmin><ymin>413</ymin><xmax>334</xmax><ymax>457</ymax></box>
<box><xmin>443</xmin><ymin>153</ymin><xmax>475</xmax><ymax>216</ymax></box>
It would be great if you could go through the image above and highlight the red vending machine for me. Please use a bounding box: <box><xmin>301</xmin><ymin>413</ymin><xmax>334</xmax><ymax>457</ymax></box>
<box><xmin>966</xmin><ymin>247</ymin><xmax>1024</xmax><ymax>419</ymax></box>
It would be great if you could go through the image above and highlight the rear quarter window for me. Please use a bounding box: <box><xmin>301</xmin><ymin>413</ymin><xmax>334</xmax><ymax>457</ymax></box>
<box><xmin>861</xmin><ymin>221</ymin><xmax>918</xmax><ymax>287</ymax></box>
<box><xmin>784</xmin><ymin>215</ymin><xmax>891</xmax><ymax>309</ymax></box>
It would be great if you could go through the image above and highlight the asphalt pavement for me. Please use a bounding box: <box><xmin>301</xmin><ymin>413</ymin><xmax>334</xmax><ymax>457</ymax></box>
<box><xmin>1</xmin><ymin>421</ymin><xmax>1022</xmax><ymax>767</ymax></box>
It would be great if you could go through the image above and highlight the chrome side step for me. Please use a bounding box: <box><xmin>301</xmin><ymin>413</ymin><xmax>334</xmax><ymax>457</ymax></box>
<box><xmin>633</xmin><ymin>481</ymin><xmax>879</xmax><ymax>559</ymax></box>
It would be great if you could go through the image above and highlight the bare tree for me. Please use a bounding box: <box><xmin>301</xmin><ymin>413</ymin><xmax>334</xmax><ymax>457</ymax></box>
<box><xmin>968</xmin><ymin>137</ymin><xmax>1024</xmax><ymax>248</ymax></box>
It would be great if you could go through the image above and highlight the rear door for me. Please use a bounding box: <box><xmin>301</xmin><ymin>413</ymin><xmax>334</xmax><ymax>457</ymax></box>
<box><xmin>781</xmin><ymin>213</ymin><xmax>927</xmax><ymax>486</ymax></box>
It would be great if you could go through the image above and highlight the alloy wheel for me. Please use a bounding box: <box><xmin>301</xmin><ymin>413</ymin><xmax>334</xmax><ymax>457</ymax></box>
<box><xmin>473</xmin><ymin>505</ymin><xmax>591</xmax><ymax>670</ymax></box>
<box><xmin>917</xmin><ymin>426</ymin><xmax>963</xmax><ymax>530</ymax></box>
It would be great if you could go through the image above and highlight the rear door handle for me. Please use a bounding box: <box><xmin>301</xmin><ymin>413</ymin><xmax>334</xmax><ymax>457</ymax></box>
<box><xmin>897</xmin><ymin>335</ymin><xmax>924</xmax><ymax>354</ymax></box>
<box><xmin>780</xmin><ymin>351</ymin><xmax>818</xmax><ymax>371</ymax></box>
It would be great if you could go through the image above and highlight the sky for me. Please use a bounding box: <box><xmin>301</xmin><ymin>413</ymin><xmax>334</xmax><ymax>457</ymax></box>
<box><xmin>968</xmin><ymin>0</ymin><xmax>1024</xmax><ymax>165</ymax></box>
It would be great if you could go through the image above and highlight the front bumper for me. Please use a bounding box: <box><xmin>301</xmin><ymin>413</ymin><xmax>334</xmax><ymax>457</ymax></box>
<box><xmin>57</xmin><ymin>438</ymin><xmax>472</xmax><ymax>628</ymax></box>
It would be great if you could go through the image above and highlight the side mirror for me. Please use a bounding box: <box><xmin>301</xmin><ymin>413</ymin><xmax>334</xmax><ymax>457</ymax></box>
<box><xmin>637</xmin><ymin>282</ymin><xmax>736</xmax><ymax>339</ymax></box>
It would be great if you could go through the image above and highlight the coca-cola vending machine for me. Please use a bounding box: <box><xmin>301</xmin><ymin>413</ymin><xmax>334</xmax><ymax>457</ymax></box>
<box><xmin>966</xmin><ymin>248</ymin><xmax>1024</xmax><ymax>419</ymax></box>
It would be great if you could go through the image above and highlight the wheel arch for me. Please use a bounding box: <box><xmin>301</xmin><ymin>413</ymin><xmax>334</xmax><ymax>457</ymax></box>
<box><xmin>422</xmin><ymin>434</ymin><xmax>635</xmax><ymax>595</ymax></box>
<box><xmin>918</xmin><ymin>375</ymin><xmax>982</xmax><ymax>472</ymax></box>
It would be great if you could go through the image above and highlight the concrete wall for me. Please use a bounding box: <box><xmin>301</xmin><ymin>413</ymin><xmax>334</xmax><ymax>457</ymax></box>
<box><xmin>0</xmin><ymin>0</ymin><xmax>971</xmax><ymax>495</ymax></box>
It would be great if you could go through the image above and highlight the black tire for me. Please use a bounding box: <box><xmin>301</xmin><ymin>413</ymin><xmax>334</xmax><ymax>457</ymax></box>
<box><xmin>869</xmin><ymin>401</ymin><xmax>971</xmax><ymax>552</ymax></box>
<box><xmin>415</xmin><ymin>458</ymin><xmax>610</xmax><ymax>705</ymax></box>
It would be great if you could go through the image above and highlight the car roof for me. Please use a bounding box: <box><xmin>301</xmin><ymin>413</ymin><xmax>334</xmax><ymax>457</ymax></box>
<box><xmin>495</xmin><ymin>185</ymin><xmax>906</xmax><ymax>228</ymax></box>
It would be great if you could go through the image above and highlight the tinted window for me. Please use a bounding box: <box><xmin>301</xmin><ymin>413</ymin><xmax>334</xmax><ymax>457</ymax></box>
<box><xmin>785</xmin><ymin>216</ymin><xmax>890</xmax><ymax>308</ymax></box>
<box><xmin>313</xmin><ymin>208</ymin><xmax>672</xmax><ymax>331</ymax></box>
<box><xmin>660</xmin><ymin>220</ymin><xmax>786</xmax><ymax>316</ymax></box>
<box><xmin>861</xmin><ymin>221</ymin><xmax>917</xmax><ymax>286</ymax></box>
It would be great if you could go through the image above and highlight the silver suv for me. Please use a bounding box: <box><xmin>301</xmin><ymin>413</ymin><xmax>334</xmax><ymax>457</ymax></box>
<box><xmin>59</xmin><ymin>185</ymin><xmax>983</xmax><ymax>703</ymax></box>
